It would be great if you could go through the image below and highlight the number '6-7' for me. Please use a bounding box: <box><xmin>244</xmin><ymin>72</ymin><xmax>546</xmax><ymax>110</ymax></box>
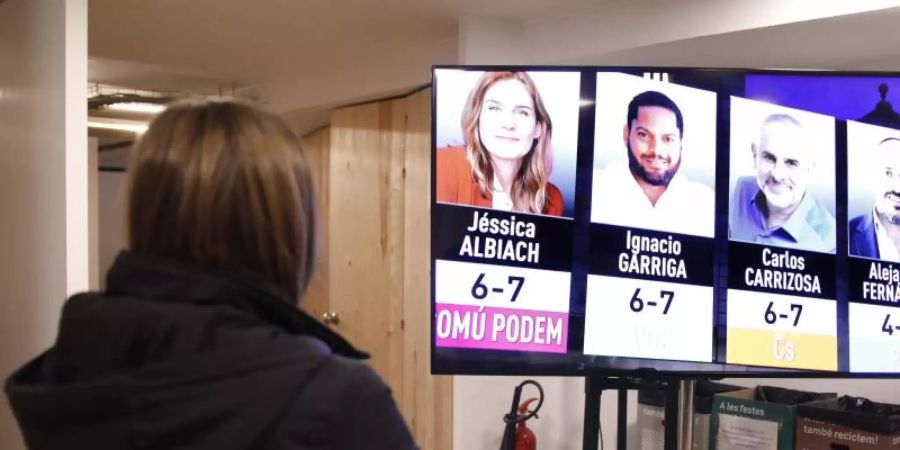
<box><xmin>629</xmin><ymin>288</ymin><xmax>674</xmax><ymax>314</ymax></box>
<box><xmin>471</xmin><ymin>273</ymin><xmax>525</xmax><ymax>302</ymax></box>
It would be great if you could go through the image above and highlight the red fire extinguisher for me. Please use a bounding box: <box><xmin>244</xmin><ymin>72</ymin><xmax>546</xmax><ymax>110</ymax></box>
<box><xmin>515</xmin><ymin>398</ymin><xmax>539</xmax><ymax>450</ymax></box>
<box><xmin>500</xmin><ymin>380</ymin><xmax>544</xmax><ymax>450</ymax></box>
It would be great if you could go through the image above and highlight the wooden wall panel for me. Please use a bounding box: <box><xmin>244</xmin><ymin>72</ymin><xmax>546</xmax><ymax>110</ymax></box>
<box><xmin>304</xmin><ymin>87</ymin><xmax>451</xmax><ymax>450</ymax></box>
<box><xmin>401</xmin><ymin>88</ymin><xmax>454</xmax><ymax>450</ymax></box>
<box><xmin>384</xmin><ymin>98</ymin><xmax>408</xmax><ymax>410</ymax></box>
<box><xmin>300</xmin><ymin>127</ymin><xmax>330</xmax><ymax>320</ymax></box>
<box><xmin>327</xmin><ymin>101</ymin><xmax>404</xmax><ymax>383</ymax></box>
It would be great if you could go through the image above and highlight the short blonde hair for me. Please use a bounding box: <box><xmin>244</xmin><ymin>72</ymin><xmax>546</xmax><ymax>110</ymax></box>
<box><xmin>126</xmin><ymin>100</ymin><xmax>316</xmax><ymax>302</ymax></box>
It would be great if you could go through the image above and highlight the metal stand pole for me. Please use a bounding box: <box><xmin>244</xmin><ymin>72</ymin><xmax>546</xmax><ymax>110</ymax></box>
<box><xmin>664</xmin><ymin>381</ymin><xmax>680</xmax><ymax>450</ymax></box>
<box><xmin>582</xmin><ymin>376</ymin><xmax>686</xmax><ymax>450</ymax></box>
<box><xmin>678</xmin><ymin>379</ymin><xmax>696</xmax><ymax>450</ymax></box>
<box><xmin>582</xmin><ymin>376</ymin><xmax>601</xmax><ymax>450</ymax></box>
<box><xmin>617</xmin><ymin>388</ymin><xmax>627</xmax><ymax>450</ymax></box>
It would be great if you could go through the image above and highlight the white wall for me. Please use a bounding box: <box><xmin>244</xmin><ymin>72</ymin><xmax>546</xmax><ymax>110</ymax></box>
<box><xmin>0</xmin><ymin>0</ymin><xmax>88</xmax><ymax>448</ymax></box>
<box><xmin>454</xmin><ymin>376</ymin><xmax>640</xmax><ymax>450</ymax></box>
<box><xmin>89</xmin><ymin>137</ymin><xmax>100</xmax><ymax>288</ymax></box>
<box><xmin>96</xmin><ymin>143</ymin><xmax>132</xmax><ymax>286</ymax></box>
<box><xmin>98</xmin><ymin>169</ymin><xmax>128</xmax><ymax>287</ymax></box>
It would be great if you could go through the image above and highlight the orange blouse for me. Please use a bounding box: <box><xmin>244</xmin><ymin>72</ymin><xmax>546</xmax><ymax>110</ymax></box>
<box><xmin>436</xmin><ymin>146</ymin><xmax>564</xmax><ymax>216</ymax></box>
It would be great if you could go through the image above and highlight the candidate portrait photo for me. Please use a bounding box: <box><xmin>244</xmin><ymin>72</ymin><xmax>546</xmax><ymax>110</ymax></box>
<box><xmin>847</xmin><ymin>120</ymin><xmax>900</xmax><ymax>261</ymax></box>
<box><xmin>591</xmin><ymin>72</ymin><xmax>718</xmax><ymax>237</ymax></box>
<box><xmin>728</xmin><ymin>97</ymin><xmax>837</xmax><ymax>254</ymax></box>
<box><xmin>434</xmin><ymin>69</ymin><xmax>580</xmax><ymax>218</ymax></box>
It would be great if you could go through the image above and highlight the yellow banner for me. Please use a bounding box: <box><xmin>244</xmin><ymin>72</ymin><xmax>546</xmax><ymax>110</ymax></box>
<box><xmin>726</xmin><ymin>327</ymin><xmax>837</xmax><ymax>371</ymax></box>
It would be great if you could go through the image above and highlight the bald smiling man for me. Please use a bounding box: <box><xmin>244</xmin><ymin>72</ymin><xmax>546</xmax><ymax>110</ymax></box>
<box><xmin>729</xmin><ymin>113</ymin><xmax>836</xmax><ymax>253</ymax></box>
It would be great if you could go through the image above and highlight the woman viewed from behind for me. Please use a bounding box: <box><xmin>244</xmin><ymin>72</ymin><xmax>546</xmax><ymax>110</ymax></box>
<box><xmin>5</xmin><ymin>100</ymin><xmax>417</xmax><ymax>450</ymax></box>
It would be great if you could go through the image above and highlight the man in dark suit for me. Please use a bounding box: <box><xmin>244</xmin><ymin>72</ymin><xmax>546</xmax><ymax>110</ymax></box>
<box><xmin>849</xmin><ymin>210</ymin><xmax>879</xmax><ymax>258</ymax></box>
<box><xmin>850</xmin><ymin>137</ymin><xmax>900</xmax><ymax>261</ymax></box>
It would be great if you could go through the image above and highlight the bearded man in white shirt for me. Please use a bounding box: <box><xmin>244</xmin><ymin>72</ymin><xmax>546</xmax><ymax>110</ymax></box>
<box><xmin>591</xmin><ymin>90</ymin><xmax>715</xmax><ymax>237</ymax></box>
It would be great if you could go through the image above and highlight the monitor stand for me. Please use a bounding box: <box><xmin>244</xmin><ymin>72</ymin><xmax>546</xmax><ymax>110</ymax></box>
<box><xmin>582</xmin><ymin>374</ymin><xmax>696</xmax><ymax>450</ymax></box>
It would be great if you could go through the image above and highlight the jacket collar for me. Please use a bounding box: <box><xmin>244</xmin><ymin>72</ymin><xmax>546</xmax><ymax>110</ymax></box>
<box><xmin>105</xmin><ymin>251</ymin><xmax>367</xmax><ymax>359</ymax></box>
<box><xmin>860</xmin><ymin>208</ymin><xmax>882</xmax><ymax>259</ymax></box>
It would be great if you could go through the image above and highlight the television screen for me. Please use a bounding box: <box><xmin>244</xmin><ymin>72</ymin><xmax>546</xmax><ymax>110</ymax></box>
<box><xmin>431</xmin><ymin>66</ymin><xmax>900</xmax><ymax>376</ymax></box>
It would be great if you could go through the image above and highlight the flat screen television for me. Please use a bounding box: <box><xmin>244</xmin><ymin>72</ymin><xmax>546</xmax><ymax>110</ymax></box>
<box><xmin>431</xmin><ymin>65</ymin><xmax>900</xmax><ymax>377</ymax></box>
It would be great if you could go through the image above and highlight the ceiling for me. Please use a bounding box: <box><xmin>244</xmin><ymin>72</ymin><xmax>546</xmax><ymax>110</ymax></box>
<box><xmin>88</xmin><ymin>0</ymin><xmax>900</xmax><ymax>137</ymax></box>
<box><xmin>87</xmin><ymin>0</ymin><xmax>647</xmax><ymax>136</ymax></box>
<box><xmin>89</xmin><ymin>0</ymin><xmax>616</xmax><ymax>87</ymax></box>
<box><xmin>591</xmin><ymin>7</ymin><xmax>900</xmax><ymax>71</ymax></box>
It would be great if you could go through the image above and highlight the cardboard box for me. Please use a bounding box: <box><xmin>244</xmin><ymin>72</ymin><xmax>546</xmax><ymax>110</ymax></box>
<box><xmin>692</xmin><ymin>383</ymin><xmax>746</xmax><ymax>450</ymax></box>
<box><xmin>710</xmin><ymin>386</ymin><xmax>837</xmax><ymax>450</ymax></box>
<box><xmin>637</xmin><ymin>399</ymin><xmax>665</xmax><ymax>450</ymax></box>
<box><xmin>795</xmin><ymin>396</ymin><xmax>900</xmax><ymax>450</ymax></box>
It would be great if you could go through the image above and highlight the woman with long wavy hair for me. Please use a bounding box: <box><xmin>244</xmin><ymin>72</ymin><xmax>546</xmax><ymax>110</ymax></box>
<box><xmin>437</xmin><ymin>71</ymin><xmax>563</xmax><ymax>216</ymax></box>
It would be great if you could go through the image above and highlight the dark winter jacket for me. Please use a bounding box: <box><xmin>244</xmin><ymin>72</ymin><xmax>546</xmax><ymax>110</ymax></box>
<box><xmin>4</xmin><ymin>251</ymin><xmax>418</xmax><ymax>450</ymax></box>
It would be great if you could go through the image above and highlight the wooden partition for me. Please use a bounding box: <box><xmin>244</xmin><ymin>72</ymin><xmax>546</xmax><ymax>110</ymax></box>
<box><xmin>295</xmin><ymin>88</ymin><xmax>452</xmax><ymax>450</ymax></box>
<box><xmin>300</xmin><ymin>127</ymin><xmax>331</xmax><ymax>321</ymax></box>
